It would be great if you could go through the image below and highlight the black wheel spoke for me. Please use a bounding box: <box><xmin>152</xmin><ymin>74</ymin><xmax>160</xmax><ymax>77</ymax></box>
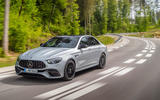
<box><xmin>66</xmin><ymin>63</ymin><xmax>75</xmax><ymax>78</ymax></box>
<box><xmin>98</xmin><ymin>54</ymin><xmax>106</xmax><ymax>69</ymax></box>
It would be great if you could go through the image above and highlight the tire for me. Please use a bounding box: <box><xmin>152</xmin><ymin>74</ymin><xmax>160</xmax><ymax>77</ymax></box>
<box><xmin>97</xmin><ymin>53</ymin><xmax>106</xmax><ymax>69</ymax></box>
<box><xmin>63</xmin><ymin>60</ymin><xmax>76</xmax><ymax>81</ymax></box>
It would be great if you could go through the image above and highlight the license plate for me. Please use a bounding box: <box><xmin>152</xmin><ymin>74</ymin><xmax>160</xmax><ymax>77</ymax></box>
<box><xmin>24</xmin><ymin>68</ymin><xmax>37</xmax><ymax>73</ymax></box>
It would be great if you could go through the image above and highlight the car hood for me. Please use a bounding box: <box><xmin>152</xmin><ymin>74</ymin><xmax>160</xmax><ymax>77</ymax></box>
<box><xmin>21</xmin><ymin>47</ymin><xmax>70</xmax><ymax>60</ymax></box>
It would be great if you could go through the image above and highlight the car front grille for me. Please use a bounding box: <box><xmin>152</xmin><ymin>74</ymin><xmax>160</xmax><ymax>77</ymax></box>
<box><xmin>19</xmin><ymin>60</ymin><xmax>46</xmax><ymax>69</ymax></box>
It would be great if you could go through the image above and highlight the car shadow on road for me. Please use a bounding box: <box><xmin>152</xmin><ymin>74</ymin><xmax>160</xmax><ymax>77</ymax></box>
<box><xmin>0</xmin><ymin>76</ymin><xmax>66</xmax><ymax>86</ymax></box>
<box><xmin>0</xmin><ymin>66</ymin><xmax>98</xmax><ymax>86</ymax></box>
<box><xmin>75</xmin><ymin>66</ymin><xmax>98</xmax><ymax>78</ymax></box>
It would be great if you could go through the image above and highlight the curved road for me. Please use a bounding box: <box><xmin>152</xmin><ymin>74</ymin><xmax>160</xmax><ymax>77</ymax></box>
<box><xmin>0</xmin><ymin>36</ymin><xmax>160</xmax><ymax>100</ymax></box>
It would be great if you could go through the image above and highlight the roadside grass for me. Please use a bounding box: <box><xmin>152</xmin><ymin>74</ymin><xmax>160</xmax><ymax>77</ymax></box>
<box><xmin>128</xmin><ymin>25</ymin><xmax>160</xmax><ymax>38</ymax></box>
<box><xmin>128</xmin><ymin>34</ymin><xmax>140</xmax><ymax>37</ymax></box>
<box><xmin>96</xmin><ymin>35</ymin><xmax>115</xmax><ymax>45</ymax></box>
<box><xmin>128</xmin><ymin>33</ymin><xmax>154</xmax><ymax>38</ymax></box>
<box><xmin>144</xmin><ymin>33</ymin><xmax>154</xmax><ymax>38</ymax></box>
<box><xmin>0</xmin><ymin>52</ymin><xmax>19</xmax><ymax>68</ymax></box>
<box><xmin>0</xmin><ymin>60</ymin><xmax>16</xmax><ymax>68</ymax></box>
<box><xmin>147</xmin><ymin>25</ymin><xmax>160</xmax><ymax>32</ymax></box>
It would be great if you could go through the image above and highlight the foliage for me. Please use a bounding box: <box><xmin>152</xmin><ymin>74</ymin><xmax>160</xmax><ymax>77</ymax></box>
<box><xmin>92</xmin><ymin>0</ymin><xmax>108</xmax><ymax>35</ymax></box>
<box><xmin>0</xmin><ymin>53</ymin><xmax>18</xmax><ymax>67</ymax></box>
<box><xmin>0</xmin><ymin>0</ymin><xmax>160</xmax><ymax>54</ymax></box>
<box><xmin>0</xmin><ymin>47</ymin><xmax>2</xmax><ymax>57</ymax></box>
<box><xmin>158</xmin><ymin>19</ymin><xmax>160</xmax><ymax>26</ymax></box>
<box><xmin>1</xmin><ymin>0</ymin><xmax>80</xmax><ymax>52</ymax></box>
<box><xmin>0</xmin><ymin>0</ymin><xmax>4</xmax><ymax>41</ymax></box>
<box><xmin>107</xmin><ymin>0</ymin><xmax>117</xmax><ymax>33</ymax></box>
<box><xmin>0</xmin><ymin>60</ymin><xmax>16</xmax><ymax>67</ymax></box>
<box><xmin>117</xmin><ymin>0</ymin><xmax>130</xmax><ymax>33</ymax></box>
<box><xmin>37</xmin><ymin>0</ymin><xmax>80</xmax><ymax>35</ymax></box>
<box><xmin>8</xmin><ymin>0</ymin><xmax>52</xmax><ymax>52</ymax></box>
<box><xmin>128</xmin><ymin>33</ymin><xmax>154</xmax><ymax>38</ymax></box>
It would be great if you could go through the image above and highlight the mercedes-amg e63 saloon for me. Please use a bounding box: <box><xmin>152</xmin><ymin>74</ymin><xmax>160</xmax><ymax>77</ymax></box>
<box><xmin>15</xmin><ymin>35</ymin><xmax>107</xmax><ymax>80</ymax></box>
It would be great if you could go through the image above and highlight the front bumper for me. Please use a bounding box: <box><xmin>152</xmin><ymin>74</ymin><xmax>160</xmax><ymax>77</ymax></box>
<box><xmin>15</xmin><ymin>60</ymin><xmax>66</xmax><ymax>79</ymax></box>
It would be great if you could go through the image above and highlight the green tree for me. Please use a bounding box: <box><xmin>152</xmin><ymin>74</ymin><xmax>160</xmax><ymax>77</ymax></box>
<box><xmin>77</xmin><ymin>0</ymin><xmax>95</xmax><ymax>34</ymax></box>
<box><xmin>65</xmin><ymin>0</ymin><xmax>80</xmax><ymax>35</ymax></box>
<box><xmin>107</xmin><ymin>0</ymin><xmax>117</xmax><ymax>33</ymax></box>
<box><xmin>117</xmin><ymin>0</ymin><xmax>123</xmax><ymax>32</ymax></box>
<box><xmin>37</xmin><ymin>0</ymin><xmax>67</xmax><ymax>35</ymax></box>
<box><xmin>0</xmin><ymin>0</ymin><xmax>4</xmax><ymax>42</ymax></box>
<box><xmin>93</xmin><ymin>0</ymin><xmax>108</xmax><ymax>35</ymax></box>
<box><xmin>101</xmin><ymin>0</ymin><xmax>108</xmax><ymax>34</ymax></box>
<box><xmin>3</xmin><ymin>0</ymin><xmax>10</xmax><ymax>55</ymax></box>
<box><xmin>158</xmin><ymin>19</ymin><xmax>160</xmax><ymax>26</ymax></box>
<box><xmin>117</xmin><ymin>0</ymin><xmax>130</xmax><ymax>32</ymax></box>
<box><xmin>8</xmin><ymin>0</ymin><xmax>52</xmax><ymax>52</ymax></box>
<box><xmin>37</xmin><ymin>0</ymin><xmax>80</xmax><ymax>35</ymax></box>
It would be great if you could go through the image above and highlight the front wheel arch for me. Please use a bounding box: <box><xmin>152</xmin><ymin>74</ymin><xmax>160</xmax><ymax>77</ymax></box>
<box><xmin>63</xmin><ymin>59</ymin><xmax>76</xmax><ymax>81</ymax></box>
<box><xmin>97</xmin><ymin>53</ymin><xmax>106</xmax><ymax>69</ymax></box>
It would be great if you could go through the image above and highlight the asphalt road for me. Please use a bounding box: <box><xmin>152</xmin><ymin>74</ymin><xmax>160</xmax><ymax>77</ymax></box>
<box><xmin>0</xmin><ymin>36</ymin><xmax>160</xmax><ymax>100</ymax></box>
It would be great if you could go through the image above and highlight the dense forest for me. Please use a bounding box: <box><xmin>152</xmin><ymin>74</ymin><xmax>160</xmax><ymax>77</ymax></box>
<box><xmin>0</xmin><ymin>0</ymin><xmax>160</xmax><ymax>53</ymax></box>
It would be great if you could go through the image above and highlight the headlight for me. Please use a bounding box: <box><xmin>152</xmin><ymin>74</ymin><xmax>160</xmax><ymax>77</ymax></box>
<box><xmin>47</xmin><ymin>57</ymin><xmax>62</xmax><ymax>64</ymax></box>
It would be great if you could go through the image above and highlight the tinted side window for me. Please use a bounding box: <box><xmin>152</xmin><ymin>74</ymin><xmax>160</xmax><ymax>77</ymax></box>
<box><xmin>88</xmin><ymin>37</ymin><xmax>100</xmax><ymax>46</ymax></box>
<box><xmin>79</xmin><ymin>37</ymin><xmax>89</xmax><ymax>46</ymax></box>
<box><xmin>93</xmin><ymin>38</ymin><xmax>100</xmax><ymax>45</ymax></box>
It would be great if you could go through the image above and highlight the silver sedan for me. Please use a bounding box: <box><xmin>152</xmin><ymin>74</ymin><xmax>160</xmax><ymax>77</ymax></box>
<box><xmin>15</xmin><ymin>35</ymin><xmax>107</xmax><ymax>81</ymax></box>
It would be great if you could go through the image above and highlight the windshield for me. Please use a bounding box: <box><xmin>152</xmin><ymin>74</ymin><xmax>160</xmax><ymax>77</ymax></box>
<box><xmin>41</xmin><ymin>37</ymin><xmax>80</xmax><ymax>48</ymax></box>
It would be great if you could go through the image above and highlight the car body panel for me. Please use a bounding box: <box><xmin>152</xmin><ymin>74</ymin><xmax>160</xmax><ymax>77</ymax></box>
<box><xmin>15</xmin><ymin>35</ymin><xmax>107</xmax><ymax>79</ymax></box>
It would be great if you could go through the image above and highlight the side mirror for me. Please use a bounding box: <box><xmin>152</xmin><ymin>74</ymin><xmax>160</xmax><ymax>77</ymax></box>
<box><xmin>78</xmin><ymin>44</ymin><xmax>87</xmax><ymax>49</ymax></box>
<box><xmin>40</xmin><ymin>43</ymin><xmax>43</xmax><ymax>46</ymax></box>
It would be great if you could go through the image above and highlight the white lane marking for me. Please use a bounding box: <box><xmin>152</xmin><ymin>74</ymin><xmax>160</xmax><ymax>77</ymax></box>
<box><xmin>108</xmin><ymin>49</ymin><xmax>113</xmax><ymax>52</ymax></box>
<box><xmin>150</xmin><ymin>41</ymin><xmax>156</xmax><ymax>48</ymax></box>
<box><xmin>114</xmin><ymin>47</ymin><xmax>119</xmax><ymax>49</ymax></box>
<box><xmin>114</xmin><ymin>67</ymin><xmax>135</xmax><ymax>76</ymax></box>
<box><xmin>145</xmin><ymin>48</ymin><xmax>149</xmax><ymax>50</ymax></box>
<box><xmin>59</xmin><ymin>83</ymin><xmax>106</xmax><ymax>100</ymax></box>
<box><xmin>120</xmin><ymin>45</ymin><xmax>124</xmax><ymax>47</ymax></box>
<box><xmin>44</xmin><ymin>67</ymin><xmax>125</xmax><ymax>100</ymax></box>
<box><xmin>136</xmin><ymin>59</ymin><xmax>147</xmax><ymax>64</ymax></box>
<box><xmin>124</xmin><ymin>59</ymin><xmax>136</xmax><ymax>64</ymax></box>
<box><xmin>142</xmin><ymin>50</ymin><xmax>147</xmax><ymax>53</ymax></box>
<box><xmin>149</xmin><ymin>42</ymin><xmax>153</xmax><ymax>50</ymax></box>
<box><xmin>34</xmin><ymin>81</ymin><xmax>85</xmax><ymax>99</ymax></box>
<box><xmin>0</xmin><ymin>71</ymin><xmax>15</xmax><ymax>75</ymax></box>
<box><xmin>135</xmin><ymin>54</ymin><xmax>143</xmax><ymax>57</ymax></box>
<box><xmin>150</xmin><ymin>50</ymin><xmax>155</xmax><ymax>53</ymax></box>
<box><xmin>152</xmin><ymin>48</ymin><xmax>156</xmax><ymax>50</ymax></box>
<box><xmin>0</xmin><ymin>74</ymin><xmax>16</xmax><ymax>79</ymax></box>
<box><xmin>98</xmin><ymin>67</ymin><xmax>120</xmax><ymax>75</ymax></box>
<box><xmin>144</xmin><ymin>40</ymin><xmax>149</xmax><ymax>49</ymax></box>
<box><xmin>145</xmin><ymin>54</ymin><xmax>152</xmax><ymax>58</ymax></box>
